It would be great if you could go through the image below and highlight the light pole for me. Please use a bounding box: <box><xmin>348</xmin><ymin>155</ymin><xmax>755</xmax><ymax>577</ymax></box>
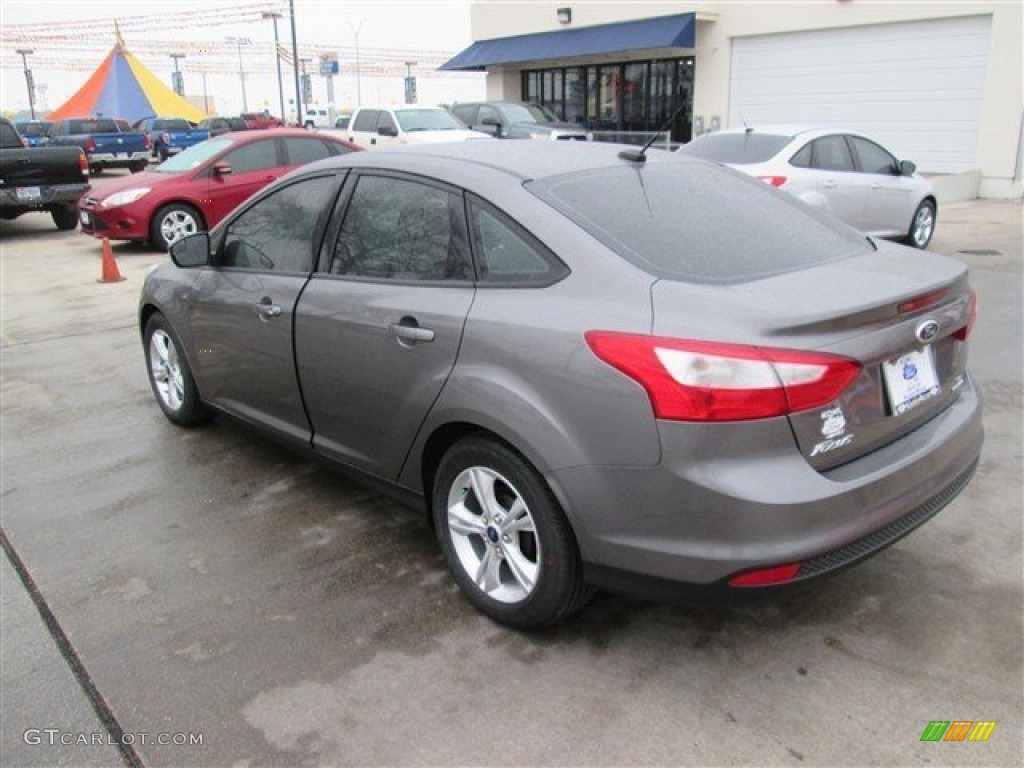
<box><xmin>262</xmin><ymin>11</ymin><xmax>286</xmax><ymax>123</ymax></box>
<box><xmin>289</xmin><ymin>0</ymin><xmax>302</xmax><ymax>126</ymax></box>
<box><xmin>404</xmin><ymin>61</ymin><xmax>417</xmax><ymax>104</ymax></box>
<box><xmin>347</xmin><ymin>19</ymin><xmax>365</xmax><ymax>107</ymax></box>
<box><xmin>226</xmin><ymin>36</ymin><xmax>252</xmax><ymax>113</ymax></box>
<box><xmin>16</xmin><ymin>48</ymin><xmax>36</xmax><ymax>120</ymax></box>
<box><xmin>169</xmin><ymin>53</ymin><xmax>186</xmax><ymax>97</ymax></box>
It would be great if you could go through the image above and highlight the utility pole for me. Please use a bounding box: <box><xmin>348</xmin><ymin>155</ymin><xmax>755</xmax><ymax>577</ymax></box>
<box><xmin>169</xmin><ymin>53</ymin><xmax>186</xmax><ymax>97</ymax></box>
<box><xmin>289</xmin><ymin>0</ymin><xmax>302</xmax><ymax>126</ymax></box>
<box><xmin>347</xmin><ymin>19</ymin><xmax>365</xmax><ymax>107</ymax></box>
<box><xmin>226</xmin><ymin>36</ymin><xmax>251</xmax><ymax>112</ymax></box>
<box><xmin>16</xmin><ymin>49</ymin><xmax>36</xmax><ymax>120</ymax></box>
<box><xmin>263</xmin><ymin>11</ymin><xmax>287</xmax><ymax>123</ymax></box>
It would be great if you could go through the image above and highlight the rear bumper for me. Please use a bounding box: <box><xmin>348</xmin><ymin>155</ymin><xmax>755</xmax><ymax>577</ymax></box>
<box><xmin>0</xmin><ymin>183</ymin><xmax>89</xmax><ymax>212</ymax></box>
<box><xmin>88</xmin><ymin>151</ymin><xmax>149</xmax><ymax>168</ymax></box>
<box><xmin>547</xmin><ymin>377</ymin><xmax>983</xmax><ymax>592</ymax></box>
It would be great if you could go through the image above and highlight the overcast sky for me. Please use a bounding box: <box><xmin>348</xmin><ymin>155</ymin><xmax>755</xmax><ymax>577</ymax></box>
<box><xmin>2</xmin><ymin>0</ymin><xmax>484</xmax><ymax>117</ymax></box>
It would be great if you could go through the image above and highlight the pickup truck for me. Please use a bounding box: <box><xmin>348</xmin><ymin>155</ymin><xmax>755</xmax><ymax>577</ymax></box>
<box><xmin>133</xmin><ymin>117</ymin><xmax>210</xmax><ymax>162</ymax></box>
<box><xmin>47</xmin><ymin>117</ymin><xmax>151</xmax><ymax>175</ymax></box>
<box><xmin>240</xmin><ymin>111</ymin><xmax>284</xmax><ymax>129</ymax></box>
<box><xmin>0</xmin><ymin>118</ymin><xmax>89</xmax><ymax>231</ymax></box>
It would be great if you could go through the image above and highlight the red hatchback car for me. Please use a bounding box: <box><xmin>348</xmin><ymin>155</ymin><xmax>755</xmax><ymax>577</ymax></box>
<box><xmin>78</xmin><ymin>128</ymin><xmax>360</xmax><ymax>250</ymax></box>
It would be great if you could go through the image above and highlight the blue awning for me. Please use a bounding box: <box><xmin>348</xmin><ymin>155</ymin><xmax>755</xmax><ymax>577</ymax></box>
<box><xmin>440</xmin><ymin>13</ymin><xmax>696</xmax><ymax>71</ymax></box>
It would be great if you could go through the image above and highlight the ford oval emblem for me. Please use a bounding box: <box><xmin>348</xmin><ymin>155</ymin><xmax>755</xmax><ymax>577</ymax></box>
<box><xmin>916</xmin><ymin>319</ymin><xmax>940</xmax><ymax>344</ymax></box>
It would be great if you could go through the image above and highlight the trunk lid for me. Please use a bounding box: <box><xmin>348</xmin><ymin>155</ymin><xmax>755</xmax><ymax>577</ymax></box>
<box><xmin>650</xmin><ymin>243</ymin><xmax>975</xmax><ymax>470</ymax></box>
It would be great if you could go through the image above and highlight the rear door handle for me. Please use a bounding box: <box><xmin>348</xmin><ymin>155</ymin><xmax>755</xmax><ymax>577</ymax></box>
<box><xmin>256</xmin><ymin>296</ymin><xmax>282</xmax><ymax>319</ymax></box>
<box><xmin>389</xmin><ymin>321</ymin><xmax>435</xmax><ymax>344</ymax></box>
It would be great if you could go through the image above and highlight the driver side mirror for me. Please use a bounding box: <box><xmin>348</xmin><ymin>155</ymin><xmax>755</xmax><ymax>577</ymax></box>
<box><xmin>898</xmin><ymin>159</ymin><xmax>917</xmax><ymax>177</ymax></box>
<box><xmin>212</xmin><ymin>162</ymin><xmax>233</xmax><ymax>176</ymax></box>
<box><xmin>377</xmin><ymin>124</ymin><xmax>398</xmax><ymax>138</ymax></box>
<box><xmin>480</xmin><ymin>117</ymin><xmax>503</xmax><ymax>137</ymax></box>
<box><xmin>169</xmin><ymin>232</ymin><xmax>211</xmax><ymax>268</ymax></box>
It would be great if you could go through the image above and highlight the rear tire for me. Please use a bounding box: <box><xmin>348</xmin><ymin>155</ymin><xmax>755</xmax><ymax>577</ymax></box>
<box><xmin>904</xmin><ymin>199</ymin><xmax>936</xmax><ymax>249</ymax></box>
<box><xmin>51</xmin><ymin>206</ymin><xmax>79</xmax><ymax>231</ymax></box>
<box><xmin>143</xmin><ymin>313</ymin><xmax>211</xmax><ymax>427</ymax></box>
<box><xmin>130</xmin><ymin>160</ymin><xmax>147</xmax><ymax>173</ymax></box>
<box><xmin>432</xmin><ymin>436</ymin><xmax>592</xmax><ymax>629</ymax></box>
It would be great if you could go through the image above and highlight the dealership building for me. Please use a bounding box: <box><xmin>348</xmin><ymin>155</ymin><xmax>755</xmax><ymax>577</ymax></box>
<box><xmin>442</xmin><ymin>1</ymin><xmax>1022</xmax><ymax>199</ymax></box>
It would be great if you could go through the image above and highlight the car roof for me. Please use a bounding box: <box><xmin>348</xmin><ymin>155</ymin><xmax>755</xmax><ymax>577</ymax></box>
<box><xmin>708</xmin><ymin>125</ymin><xmax>863</xmax><ymax>140</ymax></box>
<box><xmin>302</xmin><ymin>139</ymin><xmax>687</xmax><ymax>184</ymax></box>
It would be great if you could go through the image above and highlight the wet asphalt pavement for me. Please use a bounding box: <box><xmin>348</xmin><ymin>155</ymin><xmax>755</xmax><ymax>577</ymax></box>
<box><xmin>1</xmin><ymin>177</ymin><xmax>1021</xmax><ymax>766</ymax></box>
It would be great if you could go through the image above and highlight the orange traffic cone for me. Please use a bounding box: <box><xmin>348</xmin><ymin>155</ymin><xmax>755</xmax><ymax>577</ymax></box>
<box><xmin>98</xmin><ymin>237</ymin><xmax>126</xmax><ymax>283</ymax></box>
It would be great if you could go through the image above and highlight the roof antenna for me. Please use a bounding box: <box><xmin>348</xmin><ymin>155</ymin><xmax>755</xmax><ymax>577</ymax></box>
<box><xmin>619</xmin><ymin>102</ymin><xmax>687</xmax><ymax>164</ymax></box>
<box><xmin>741</xmin><ymin>112</ymin><xmax>752</xmax><ymax>134</ymax></box>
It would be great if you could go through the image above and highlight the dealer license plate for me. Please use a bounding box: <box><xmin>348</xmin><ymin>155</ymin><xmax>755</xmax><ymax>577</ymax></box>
<box><xmin>882</xmin><ymin>346</ymin><xmax>940</xmax><ymax>416</ymax></box>
<box><xmin>15</xmin><ymin>186</ymin><xmax>41</xmax><ymax>201</ymax></box>
<box><xmin>80</xmin><ymin>211</ymin><xmax>91</xmax><ymax>226</ymax></box>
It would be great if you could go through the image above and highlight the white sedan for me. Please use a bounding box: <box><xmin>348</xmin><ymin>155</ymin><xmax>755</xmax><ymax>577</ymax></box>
<box><xmin>678</xmin><ymin>126</ymin><xmax>937</xmax><ymax>249</ymax></box>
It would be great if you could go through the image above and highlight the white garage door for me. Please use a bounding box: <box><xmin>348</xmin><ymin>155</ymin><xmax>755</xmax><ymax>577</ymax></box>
<box><xmin>728</xmin><ymin>16</ymin><xmax>992</xmax><ymax>173</ymax></box>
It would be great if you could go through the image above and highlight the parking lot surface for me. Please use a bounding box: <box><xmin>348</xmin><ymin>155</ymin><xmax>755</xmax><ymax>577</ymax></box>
<box><xmin>2</xmin><ymin>176</ymin><xmax>1021</xmax><ymax>766</ymax></box>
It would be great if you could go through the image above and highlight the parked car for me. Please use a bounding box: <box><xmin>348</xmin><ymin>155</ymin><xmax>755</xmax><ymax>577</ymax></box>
<box><xmin>196</xmin><ymin>116</ymin><xmax>250</xmax><ymax>137</ymax></box>
<box><xmin>133</xmin><ymin>117</ymin><xmax>210</xmax><ymax>161</ymax></box>
<box><xmin>347</xmin><ymin>106</ymin><xmax>490</xmax><ymax>148</ymax></box>
<box><xmin>677</xmin><ymin>126</ymin><xmax>938</xmax><ymax>248</ymax></box>
<box><xmin>13</xmin><ymin>120</ymin><xmax>52</xmax><ymax>147</ymax></box>
<box><xmin>334</xmin><ymin>115</ymin><xmax>351</xmax><ymax>130</ymax></box>
<box><xmin>78</xmin><ymin>128</ymin><xmax>359</xmax><ymax>251</ymax></box>
<box><xmin>0</xmin><ymin>117</ymin><xmax>89</xmax><ymax>230</ymax></box>
<box><xmin>302</xmin><ymin>108</ymin><xmax>331</xmax><ymax>129</ymax></box>
<box><xmin>139</xmin><ymin>141</ymin><xmax>981</xmax><ymax>629</ymax></box>
<box><xmin>450</xmin><ymin>101</ymin><xmax>589</xmax><ymax>141</ymax></box>
<box><xmin>241</xmin><ymin>111</ymin><xmax>284</xmax><ymax>130</ymax></box>
<box><xmin>47</xmin><ymin>117</ymin><xmax>151</xmax><ymax>174</ymax></box>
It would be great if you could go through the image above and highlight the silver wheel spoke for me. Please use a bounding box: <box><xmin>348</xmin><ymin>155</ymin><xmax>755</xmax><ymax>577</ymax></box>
<box><xmin>469</xmin><ymin>467</ymin><xmax>501</xmax><ymax>518</ymax></box>
<box><xmin>474</xmin><ymin>548</ymin><xmax>502</xmax><ymax>593</ymax></box>
<box><xmin>501</xmin><ymin>543</ymin><xmax>538</xmax><ymax>593</ymax></box>
<box><xmin>501</xmin><ymin>497</ymin><xmax>533</xmax><ymax>535</ymax></box>
<box><xmin>448</xmin><ymin>501</ymin><xmax>486</xmax><ymax>537</ymax></box>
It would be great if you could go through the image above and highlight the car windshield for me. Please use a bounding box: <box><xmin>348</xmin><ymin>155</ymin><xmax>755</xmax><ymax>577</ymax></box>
<box><xmin>154</xmin><ymin>119</ymin><xmax>191</xmax><ymax>131</ymax></box>
<box><xmin>17</xmin><ymin>122</ymin><xmax>50</xmax><ymax>137</ymax></box>
<box><xmin>394</xmin><ymin>109</ymin><xmax>465</xmax><ymax>132</ymax></box>
<box><xmin>499</xmin><ymin>104</ymin><xmax>558</xmax><ymax>124</ymax></box>
<box><xmin>154</xmin><ymin>137</ymin><xmax>233</xmax><ymax>172</ymax></box>
<box><xmin>677</xmin><ymin>133</ymin><xmax>794</xmax><ymax>164</ymax></box>
<box><xmin>526</xmin><ymin>160</ymin><xmax>871</xmax><ymax>284</ymax></box>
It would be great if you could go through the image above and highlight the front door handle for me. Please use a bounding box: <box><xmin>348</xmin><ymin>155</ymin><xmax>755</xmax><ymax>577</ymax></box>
<box><xmin>256</xmin><ymin>296</ymin><xmax>282</xmax><ymax>319</ymax></box>
<box><xmin>389</xmin><ymin>319</ymin><xmax>435</xmax><ymax>345</ymax></box>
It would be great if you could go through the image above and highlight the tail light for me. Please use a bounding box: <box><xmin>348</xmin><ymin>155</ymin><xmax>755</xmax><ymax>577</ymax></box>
<box><xmin>160</xmin><ymin>132</ymin><xmax>170</xmax><ymax>144</ymax></box>
<box><xmin>585</xmin><ymin>332</ymin><xmax>861</xmax><ymax>422</ymax></box>
<box><xmin>953</xmin><ymin>289</ymin><xmax>977</xmax><ymax>341</ymax></box>
<box><xmin>758</xmin><ymin>175</ymin><xmax>787</xmax><ymax>188</ymax></box>
<box><xmin>898</xmin><ymin>289</ymin><xmax>948</xmax><ymax>314</ymax></box>
<box><xmin>84</xmin><ymin>137</ymin><xmax>96</xmax><ymax>153</ymax></box>
<box><xmin>144</xmin><ymin>134</ymin><xmax>153</xmax><ymax>149</ymax></box>
<box><xmin>78</xmin><ymin>149</ymin><xmax>89</xmax><ymax>177</ymax></box>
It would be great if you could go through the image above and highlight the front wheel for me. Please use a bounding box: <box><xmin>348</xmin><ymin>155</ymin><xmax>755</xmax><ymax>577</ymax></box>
<box><xmin>129</xmin><ymin>160</ymin><xmax>147</xmax><ymax>173</ymax></box>
<box><xmin>143</xmin><ymin>313</ymin><xmax>211</xmax><ymax>427</ymax></box>
<box><xmin>149</xmin><ymin>203</ymin><xmax>204</xmax><ymax>252</ymax></box>
<box><xmin>904</xmin><ymin>200</ymin><xmax>936</xmax><ymax>249</ymax></box>
<box><xmin>432</xmin><ymin>436</ymin><xmax>591</xmax><ymax>629</ymax></box>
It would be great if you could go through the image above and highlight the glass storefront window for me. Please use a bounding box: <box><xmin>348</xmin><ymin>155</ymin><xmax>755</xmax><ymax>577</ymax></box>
<box><xmin>565</xmin><ymin>68</ymin><xmax>585</xmax><ymax>124</ymax></box>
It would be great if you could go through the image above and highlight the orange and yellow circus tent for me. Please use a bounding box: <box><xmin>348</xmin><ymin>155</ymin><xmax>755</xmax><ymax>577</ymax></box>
<box><xmin>48</xmin><ymin>29</ymin><xmax>204</xmax><ymax>123</ymax></box>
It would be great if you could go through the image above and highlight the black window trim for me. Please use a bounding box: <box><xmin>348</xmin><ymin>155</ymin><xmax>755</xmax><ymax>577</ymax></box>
<box><xmin>846</xmin><ymin>134</ymin><xmax>899</xmax><ymax>176</ymax></box>
<box><xmin>315</xmin><ymin>169</ymin><xmax>475</xmax><ymax>286</ymax></box>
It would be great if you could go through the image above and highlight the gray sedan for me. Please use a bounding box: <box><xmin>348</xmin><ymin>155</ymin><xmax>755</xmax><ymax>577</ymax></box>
<box><xmin>140</xmin><ymin>141</ymin><xmax>981</xmax><ymax>629</ymax></box>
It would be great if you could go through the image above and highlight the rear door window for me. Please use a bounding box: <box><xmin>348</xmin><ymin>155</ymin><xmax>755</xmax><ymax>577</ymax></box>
<box><xmin>282</xmin><ymin>137</ymin><xmax>332</xmax><ymax>165</ymax></box>
<box><xmin>351</xmin><ymin>110</ymin><xmax>379</xmax><ymax>132</ymax></box>
<box><xmin>810</xmin><ymin>136</ymin><xmax>855</xmax><ymax>172</ymax></box>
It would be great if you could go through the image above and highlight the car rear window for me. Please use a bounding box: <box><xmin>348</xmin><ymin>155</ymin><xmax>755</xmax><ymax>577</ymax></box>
<box><xmin>155</xmin><ymin>119</ymin><xmax>191</xmax><ymax>131</ymax></box>
<box><xmin>68</xmin><ymin>119</ymin><xmax>119</xmax><ymax>134</ymax></box>
<box><xmin>526</xmin><ymin>160</ymin><xmax>871</xmax><ymax>284</ymax></box>
<box><xmin>677</xmin><ymin>133</ymin><xmax>793</xmax><ymax>164</ymax></box>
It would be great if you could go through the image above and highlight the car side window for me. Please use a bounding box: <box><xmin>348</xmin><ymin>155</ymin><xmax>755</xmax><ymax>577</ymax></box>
<box><xmin>377</xmin><ymin>111</ymin><xmax>398</xmax><ymax>133</ymax></box>
<box><xmin>790</xmin><ymin>143</ymin><xmax>813</xmax><ymax>168</ymax></box>
<box><xmin>478</xmin><ymin>105</ymin><xmax>501</xmax><ymax>124</ymax></box>
<box><xmin>352</xmin><ymin>110</ymin><xmax>378</xmax><ymax>132</ymax></box>
<box><xmin>469</xmin><ymin>200</ymin><xmax>568</xmax><ymax>285</ymax></box>
<box><xmin>849</xmin><ymin>136</ymin><xmax>898</xmax><ymax>175</ymax></box>
<box><xmin>282</xmin><ymin>137</ymin><xmax>332</xmax><ymax>165</ymax></box>
<box><xmin>810</xmin><ymin>136</ymin><xmax>855</xmax><ymax>172</ymax></box>
<box><xmin>331</xmin><ymin>175</ymin><xmax>470</xmax><ymax>281</ymax></box>
<box><xmin>222</xmin><ymin>139</ymin><xmax>279</xmax><ymax>173</ymax></box>
<box><xmin>452</xmin><ymin>105</ymin><xmax>476</xmax><ymax>125</ymax></box>
<box><xmin>220</xmin><ymin>176</ymin><xmax>336</xmax><ymax>273</ymax></box>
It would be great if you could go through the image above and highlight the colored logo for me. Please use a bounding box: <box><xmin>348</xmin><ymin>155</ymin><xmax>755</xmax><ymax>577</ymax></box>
<box><xmin>920</xmin><ymin>721</ymin><xmax>997</xmax><ymax>742</ymax></box>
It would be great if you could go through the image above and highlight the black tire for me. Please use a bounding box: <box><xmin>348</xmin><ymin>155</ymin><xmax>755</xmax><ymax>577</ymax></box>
<box><xmin>904</xmin><ymin>199</ymin><xmax>936</xmax><ymax>249</ymax></box>
<box><xmin>304</xmin><ymin>121</ymin><xmax>315</xmax><ymax>130</ymax></box>
<box><xmin>149</xmin><ymin>203</ymin><xmax>204</xmax><ymax>252</ymax></box>
<box><xmin>129</xmin><ymin>160</ymin><xmax>147</xmax><ymax>173</ymax></box>
<box><xmin>143</xmin><ymin>313</ymin><xmax>211</xmax><ymax>427</ymax></box>
<box><xmin>158</xmin><ymin>147</ymin><xmax>170</xmax><ymax>163</ymax></box>
<box><xmin>432</xmin><ymin>436</ymin><xmax>592</xmax><ymax>629</ymax></box>
<box><xmin>51</xmin><ymin>206</ymin><xmax>79</xmax><ymax>231</ymax></box>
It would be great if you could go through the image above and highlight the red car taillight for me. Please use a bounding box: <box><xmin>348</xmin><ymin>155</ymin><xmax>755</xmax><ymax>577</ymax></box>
<box><xmin>84</xmin><ymin>137</ymin><xmax>96</xmax><ymax>152</ymax></box>
<box><xmin>758</xmin><ymin>175</ymin><xmax>788</xmax><ymax>188</ymax></box>
<box><xmin>584</xmin><ymin>332</ymin><xmax>862</xmax><ymax>421</ymax></box>
<box><xmin>144</xmin><ymin>134</ymin><xmax>153</xmax><ymax>149</ymax></box>
<box><xmin>78</xmin><ymin>149</ymin><xmax>89</xmax><ymax>177</ymax></box>
<box><xmin>953</xmin><ymin>289</ymin><xmax>977</xmax><ymax>341</ymax></box>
